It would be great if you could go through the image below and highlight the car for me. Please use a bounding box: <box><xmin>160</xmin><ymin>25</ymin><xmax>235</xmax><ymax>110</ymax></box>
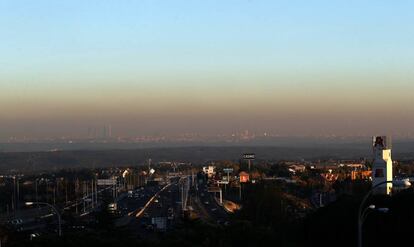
<box><xmin>71</xmin><ymin>225</ymin><xmax>86</xmax><ymax>230</ymax></box>
<box><xmin>204</xmin><ymin>201</ymin><xmax>209</xmax><ymax>205</ymax></box>
<box><xmin>30</xmin><ymin>232</ymin><xmax>41</xmax><ymax>240</ymax></box>
<box><xmin>217</xmin><ymin>220</ymin><xmax>223</xmax><ymax>224</ymax></box>
<box><xmin>211</xmin><ymin>208</ymin><xmax>217</xmax><ymax>211</ymax></box>
<box><xmin>11</xmin><ymin>219</ymin><xmax>23</xmax><ymax>225</ymax></box>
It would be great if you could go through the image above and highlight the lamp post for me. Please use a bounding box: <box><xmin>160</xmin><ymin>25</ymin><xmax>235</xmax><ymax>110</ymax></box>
<box><xmin>358</xmin><ymin>180</ymin><xmax>393</xmax><ymax>247</ymax></box>
<box><xmin>25</xmin><ymin>202</ymin><xmax>61</xmax><ymax>237</ymax></box>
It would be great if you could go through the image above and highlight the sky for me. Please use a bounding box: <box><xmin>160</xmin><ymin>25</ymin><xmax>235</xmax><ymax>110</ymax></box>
<box><xmin>1</xmin><ymin>0</ymin><xmax>414</xmax><ymax>140</ymax></box>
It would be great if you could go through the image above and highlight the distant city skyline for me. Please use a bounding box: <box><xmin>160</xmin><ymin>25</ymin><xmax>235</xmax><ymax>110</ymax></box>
<box><xmin>1</xmin><ymin>1</ymin><xmax>414</xmax><ymax>140</ymax></box>
<box><xmin>4</xmin><ymin>128</ymin><xmax>414</xmax><ymax>143</ymax></box>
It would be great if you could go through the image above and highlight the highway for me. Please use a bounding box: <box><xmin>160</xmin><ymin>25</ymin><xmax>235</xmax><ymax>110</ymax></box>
<box><xmin>117</xmin><ymin>185</ymin><xmax>163</xmax><ymax>217</ymax></box>
<box><xmin>193</xmin><ymin>180</ymin><xmax>229</xmax><ymax>225</ymax></box>
<box><xmin>115</xmin><ymin>177</ymin><xmax>182</xmax><ymax>236</ymax></box>
<box><xmin>116</xmin><ymin>174</ymin><xmax>231</xmax><ymax>237</ymax></box>
<box><xmin>138</xmin><ymin>181</ymin><xmax>181</xmax><ymax>229</ymax></box>
<box><xmin>3</xmin><ymin>174</ymin><xmax>231</xmax><ymax>242</ymax></box>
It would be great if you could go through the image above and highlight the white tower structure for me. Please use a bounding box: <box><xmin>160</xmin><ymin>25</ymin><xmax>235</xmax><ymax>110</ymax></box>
<box><xmin>372</xmin><ymin>136</ymin><xmax>393</xmax><ymax>195</ymax></box>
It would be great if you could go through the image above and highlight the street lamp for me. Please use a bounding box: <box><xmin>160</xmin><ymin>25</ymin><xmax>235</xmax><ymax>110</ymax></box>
<box><xmin>360</xmin><ymin>204</ymin><xmax>376</xmax><ymax>223</ymax></box>
<box><xmin>358</xmin><ymin>181</ymin><xmax>393</xmax><ymax>247</ymax></box>
<box><xmin>360</xmin><ymin>204</ymin><xmax>389</xmax><ymax>228</ymax></box>
<box><xmin>25</xmin><ymin>202</ymin><xmax>62</xmax><ymax>237</ymax></box>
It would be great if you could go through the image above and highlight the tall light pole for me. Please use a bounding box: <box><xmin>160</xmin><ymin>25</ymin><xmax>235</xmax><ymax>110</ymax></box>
<box><xmin>358</xmin><ymin>180</ymin><xmax>393</xmax><ymax>247</ymax></box>
<box><xmin>25</xmin><ymin>202</ymin><xmax>62</xmax><ymax>237</ymax></box>
<box><xmin>12</xmin><ymin>176</ymin><xmax>16</xmax><ymax>213</ymax></box>
<box><xmin>35</xmin><ymin>179</ymin><xmax>38</xmax><ymax>206</ymax></box>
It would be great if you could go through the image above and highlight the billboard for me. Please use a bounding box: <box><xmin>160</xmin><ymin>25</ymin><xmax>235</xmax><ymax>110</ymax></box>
<box><xmin>243</xmin><ymin>153</ymin><xmax>255</xmax><ymax>160</ymax></box>
<box><xmin>97</xmin><ymin>179</ymin><xmax>117</xmax><ymax>186</ymax></box>
<box><xmin>239</xmin><ymin>172</ymin><xmax>250</xmax><ymax>183</ymax></box>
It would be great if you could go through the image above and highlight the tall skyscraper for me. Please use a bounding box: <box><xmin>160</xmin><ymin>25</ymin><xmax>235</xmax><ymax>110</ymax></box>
<box><xmin>372</xmin><ymin>136</ymin><xmax>393</xmax><ymax>195</ymax></box>
<box><xmin>102</xmin><ymin>125</ymin><xmax>107</xmax><ymax>139</ymax></box>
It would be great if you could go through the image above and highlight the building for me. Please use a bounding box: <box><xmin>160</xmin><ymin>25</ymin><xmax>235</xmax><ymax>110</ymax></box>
<box><xmin>371</xmin><ymin>136</ymin><xmax>393</xmax><ymax>195</ymax></box>
<box><xmin>351</xmin><ymin>170</ymin><xmax>372</xmax><ymax>180</ymax></box>
<box><xmin>345</xmin><ymin>163</ymin><xmax>364</xmax><ymax>169</ymax></box>
<box><xmin>202</xmin><ymin>166</ymin><xmax>216</xmax><ymax>178</ymax></box>
<box><xmin>288</xmin><ymin>164</ymin><xmax>306</xmax><ymax>173</ymax></box>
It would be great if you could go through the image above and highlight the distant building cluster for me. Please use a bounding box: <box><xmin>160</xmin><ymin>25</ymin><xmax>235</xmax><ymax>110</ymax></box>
<box><xmin>87</xmin><ymin>125</ymin><xmax>112</xmax><ymax>139</ymax></box>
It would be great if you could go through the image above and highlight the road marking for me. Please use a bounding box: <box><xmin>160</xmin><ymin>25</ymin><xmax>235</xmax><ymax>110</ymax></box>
<box><xmin>134</xmin><ymin>183</ymin><xmax>172</xmax><ymax>218</ymax></box>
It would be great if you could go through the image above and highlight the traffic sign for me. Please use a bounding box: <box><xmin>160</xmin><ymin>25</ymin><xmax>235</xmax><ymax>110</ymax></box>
<box><xmin>223</xmin><ymin>168</ymin><xmax>234</xmax><ymax>173</ymax></box>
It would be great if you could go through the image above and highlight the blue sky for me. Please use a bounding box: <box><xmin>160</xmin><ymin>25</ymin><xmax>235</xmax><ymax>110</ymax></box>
<box><xmin>1</xmin><ymin>1</ymin><xmax>414</xmax><ymax>138</ymax></box>
<box><xmin>2</xmin><ymin>0</ymin><xmax>413</xmax><ymax>75</ymax></box>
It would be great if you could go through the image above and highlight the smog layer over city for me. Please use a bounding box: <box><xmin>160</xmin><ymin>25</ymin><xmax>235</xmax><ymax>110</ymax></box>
<box><xmin>1</xmin><ymin>1</ymin><xmax>414</xmax><ymax>247</ymax></box>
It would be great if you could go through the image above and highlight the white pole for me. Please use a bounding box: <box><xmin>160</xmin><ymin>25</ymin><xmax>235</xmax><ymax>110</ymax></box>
<box><xmin>65</xmin><ymin>180</ymin><xmax>68</xmax><ymax>205</ymax></box>
<box><xmin>17</xmin><ymin>178</ymin><xmax>20</xmax><ymax>209</ymax></box>
<box><xmin>219</xmin><ymin>189</ymin><xmax>222</xmax><ymax>204</ymax></box>
<box><xmin>95</xmin><ymin>179</ymin><xmax>98</xmax><ymax>205</ymax></box>
<box><xmin>13</xmin><ymin>177</ymin><xmax>16</xmax><ymax>213</ymax></box>
<box><xmin>91</xmin><ymin>180</ymin><xmax>94</xmax><ymax>208</ymax></box>
<box><xmin>239</xmin><ymin>183</ymin><xmax>242</xmax><ymax>200</ymax></box>
<box><xmin>35</xmin><ymin>179</ymin><xmax>39</xmax><ymax>209</ymax></box>
<box><xmin>86</xmin><ymin>181</ymin><xmax>89</xmax><ymax>209</ymax></box>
